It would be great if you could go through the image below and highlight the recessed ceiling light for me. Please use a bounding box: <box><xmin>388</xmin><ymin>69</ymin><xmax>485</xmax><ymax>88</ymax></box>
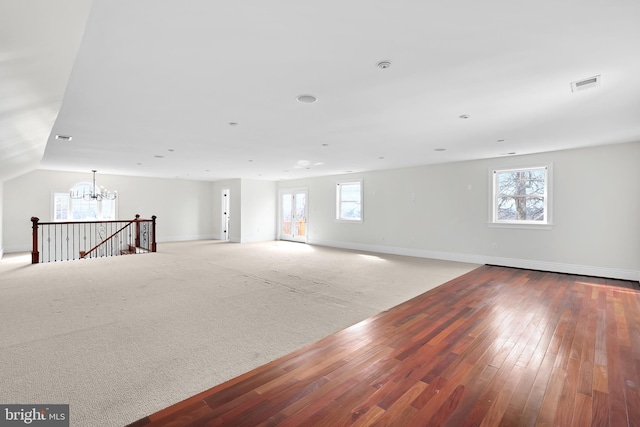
<box><xmin>296</xmin><ymin>94</ymin><xmax>317</xmax><ymax>104</ymax></box>
<box><xmin>376</xmin><ymin>60</ymin><xmax>391</xmax><ymax>69</ymax></box>
<box><xmin>136</xmin><ymin>162</ymin><xmax>142</xmax><ymax>165</ymax></box>
<box><xmin>248</xmin><ymin>159</ymin><xmax>253</xmax><ymax>162</ymax></box>
<box><xmin>55</xmin><ymin>135</ymin><xmax>72</xmax><ymax>141</ymax></box>
<box><xmin>379</xmin><ymin>156</ymin><xmax>385</xmax><ymax>159</ymax></box>
<box><xmin>434</xmin><ymin>148</ymin><xmax>446</xmax><ymax>152</ymax></box>
<box><xmin>322</xmin><ymin>143</ymin><xmax>329</xmax><ymax>147</ymax></box>
<box><xmin>154</xmin><ymin>155</ymin><xmax>164</xmax><ymax>158</ymax></box>
<box><xmin>497</xmin><ymin>139</ymin><xmax>505</xmax><ymax>143</ymax></box>
<box><xmin>168</xmin><ymin>149</ymin><xmax>175</xmax><ymax>152</ymax></box>
<box><xmin>459</xmin><ymin>114</ymin><xmax>470</xmax><ymax>119</ymax></box>
<box><xmin>229</xmin><ymin>122</ymin><xmax>238</xmax><ymax>127</ymax></box>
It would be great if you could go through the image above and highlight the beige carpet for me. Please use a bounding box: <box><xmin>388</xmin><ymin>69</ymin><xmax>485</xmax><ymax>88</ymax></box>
<box><xmin>0</xmin><ymin>240</ymin><xmax>479</xmax><ymax>426</ymax></box>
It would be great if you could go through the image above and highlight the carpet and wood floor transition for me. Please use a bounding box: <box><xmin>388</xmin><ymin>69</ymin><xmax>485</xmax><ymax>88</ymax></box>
<box><xmin>2</xmin><ymin>241</ymin><xmax>639</xmax><ymax>426</ymax></box>
<box><xmin>128</xmin><ymin>264</ymin><xmax>640</xmax><ymax>427</ymax></box>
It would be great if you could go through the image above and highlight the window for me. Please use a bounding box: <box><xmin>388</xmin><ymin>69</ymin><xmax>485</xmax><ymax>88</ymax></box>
<box><xmin>52</xmin><ymin>183</ymin><xmax>117</xmax><ymax>221</ymax></box>
<box><xmin>336</xmin><ymin>180</ymin><xmax>362</xmax><ymax>222</ymax></box>
<box><xmin>491</xmin><ymin>165</ymin><xmax>551</xmax><ymax>226</ymax></box>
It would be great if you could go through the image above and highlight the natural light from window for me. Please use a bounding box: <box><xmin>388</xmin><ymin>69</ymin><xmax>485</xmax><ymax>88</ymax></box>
<box><xmin>491</xmin><ymin>164</ymin><xmax>552</xmax><ymax>227</ymax></box>
<box><xmin>53</xmin><ymin>183</ymin><xmax>117</xmax><ymax>221</ymax></box>
<box><xmin>336</xmin><ymin>180</ymin><xmax>363</xmax><ymax>222</ymax></box>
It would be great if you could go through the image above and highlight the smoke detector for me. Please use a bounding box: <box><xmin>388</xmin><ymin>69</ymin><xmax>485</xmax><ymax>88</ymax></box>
<box><xmin>377</xmin><ymin>60</ymin><xmax>391</xmax><ymax>69</ymax></box>
<box><xmin>570</xmin><ymin>75</ymin><xmax>601</xmax><ymax>93</ymax></box>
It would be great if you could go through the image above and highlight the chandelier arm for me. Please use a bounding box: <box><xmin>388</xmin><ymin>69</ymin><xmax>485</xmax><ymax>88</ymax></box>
<box><xmin>69</xmin><ymin>170</ymin><xmax>117</xmax><ymax>201</ymax></box>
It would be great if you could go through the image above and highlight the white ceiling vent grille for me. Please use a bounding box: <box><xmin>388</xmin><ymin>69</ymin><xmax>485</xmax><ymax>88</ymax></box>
<box><xmin>570</xmin><ymin>75</ymin><xmax>601</xmax><ymax>93</ymax></box>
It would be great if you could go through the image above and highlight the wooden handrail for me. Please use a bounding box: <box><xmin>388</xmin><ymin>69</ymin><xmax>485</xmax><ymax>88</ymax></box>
<box><xmin>31</xmin><ymin>214</ymin><xmax>157</xmax><ymax>263</ymax></box>
<box><xmin>35</xmin><ymin>216</ymin><xmax>155</xmax><ymax>226</ymax></box>
<box><xmin>80</xmin><ymin>216</ymin><xmax>138</xmax><ymax>259</ymax></box>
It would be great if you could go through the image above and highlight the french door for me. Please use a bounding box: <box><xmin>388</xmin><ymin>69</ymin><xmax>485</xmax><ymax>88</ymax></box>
<box><xmin>279</xmin><ymin>188</ymin><xmax>308</xmax><ymax>243</ymax></box>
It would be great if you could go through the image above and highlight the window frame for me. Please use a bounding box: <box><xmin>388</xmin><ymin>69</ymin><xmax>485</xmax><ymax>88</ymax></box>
<box><xmin>489</xmin><ymin>163</ymin><xmax>553</xmax><ymax>229</ymax></box>
<box><xmin>52</xmin><ymin>182</ymin><xmax>118</xmax><ymax>222</ymax></box>
<box><xmin>336</xmin><ymin>179</ymin><xmax>363</xmax><ymax>223</ymax></box>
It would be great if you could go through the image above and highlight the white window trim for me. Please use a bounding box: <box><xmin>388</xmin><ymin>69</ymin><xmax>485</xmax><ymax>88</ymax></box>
<box><xmin>51</xmin><ymin>184</ymin><xmax>118</xmax><ymax>222</ymax></box>
<box><xmin>336</xmin><ymin>179</ymin><xmax>363</xmax><ymax>223</ymax></box>
<box><xmin>488</xmin><ymin>163</ymin><xmax>553</xmax><ymax>229</ymax></box>
<box><xmin>51</xmin><ymin>192</ymin><xmax>70</xmax><ymax>222</ymax></box>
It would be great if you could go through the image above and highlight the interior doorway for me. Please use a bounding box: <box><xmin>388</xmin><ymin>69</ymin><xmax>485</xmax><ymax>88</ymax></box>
<box><xmin>222</xmin><ymin>188</ymin><xmax>230</xmax><ymax>241</ymax></box>
<box><xmin>279</xmin><ymin>188</ymin><xmax>308</xmax><ymax>243</ymax></box>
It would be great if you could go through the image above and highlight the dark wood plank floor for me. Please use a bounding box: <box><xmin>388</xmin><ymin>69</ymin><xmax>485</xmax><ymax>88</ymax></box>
<box><xmin>128</xmin><ymin>265</ymin><xmax>640</xmax><ymax>426</ymax></box>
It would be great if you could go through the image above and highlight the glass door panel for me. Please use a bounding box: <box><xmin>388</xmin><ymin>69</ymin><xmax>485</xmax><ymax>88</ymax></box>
<box><xmin>280</xmin><ymin>189</ymin><xmax>307</xmax><ymax>242</ymax></box>
<box><xmin>294</xmin><ymin>192</ymin><xmax>306</xmax><ymax>238</ymax></box>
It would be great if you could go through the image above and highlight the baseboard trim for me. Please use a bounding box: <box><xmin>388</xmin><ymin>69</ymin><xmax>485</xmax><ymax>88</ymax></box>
<box><xmin>158</xmin><ymin>234</ymin><xmax>216</xmax><ymax>243</ymax></box>
<box><xmin>3</xmin><ymin>244</ymin><xmax>31</xmax><ymax>254</ymax></box>
<box><xmin>308</xmin><ymin>239</ymin><xmax>640</xmax><ymax>282</ymax></box>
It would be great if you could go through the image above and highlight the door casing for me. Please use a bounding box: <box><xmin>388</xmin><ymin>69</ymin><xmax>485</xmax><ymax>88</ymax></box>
<box><xmin>278</xmin><ymin>188</ymin><xmax>308</xmax><ymax>243</ymax></box>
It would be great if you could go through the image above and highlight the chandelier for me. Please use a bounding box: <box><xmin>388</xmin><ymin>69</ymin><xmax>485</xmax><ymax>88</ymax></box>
<box><xmin>70</xmin><ymin>170</ymin><xmax>117</xmax><ymax>201</ymax></box>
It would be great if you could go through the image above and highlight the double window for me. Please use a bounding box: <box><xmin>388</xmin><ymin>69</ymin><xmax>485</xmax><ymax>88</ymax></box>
<box><xmin>491</xmin><ymin>165</ymin><xmax>551</xmax><ymax>226</ymax></box>
<box><xmin>53</xmin><ymin>183</ymin><xmax>117</xmax><ymax>221</ymax></box>
<box><xmin>336</xmin><ymin>180</ymin><xmax>363</xmax><ymax>222</ymax></box>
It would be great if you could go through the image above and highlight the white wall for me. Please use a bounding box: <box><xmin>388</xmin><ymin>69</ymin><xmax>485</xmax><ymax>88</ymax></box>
<box><xmin>0</xmin><ymin>182</ymin><xmax>4</xmax><ymax>259</ymax></box>
<box><xmin>4</xmin><ymin>144</ymin><xmax>638</xmax><ymax>279</ymax></box>
<box><xmin>3</xmin><ymin>170</ymin><xmax>215</xmax><ymax>252</ymax></box>
<box><xmin>210</xmin><ymin>179</ymin><xmax>276</xmax><ymax>243</ymax></box>
<box><xmin>240</xmin><ymin>179</ymin><xmax>277</xmax><ymax>242</ymax></box>
<box><xmin>278</xmin><ymin>142</ymin><xmax>640</xmax><ymax>280</ymax></box>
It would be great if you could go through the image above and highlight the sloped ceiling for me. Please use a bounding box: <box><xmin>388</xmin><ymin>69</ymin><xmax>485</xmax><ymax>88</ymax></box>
<box><xmin>0</xmin><ymin>0</ymin><xmax>92</xmax><ymax>183</ymax></box>
<box><xmin>4</xmin><ymin>0</ymin><xmax>640</xmax><ymax>183</ymax></box>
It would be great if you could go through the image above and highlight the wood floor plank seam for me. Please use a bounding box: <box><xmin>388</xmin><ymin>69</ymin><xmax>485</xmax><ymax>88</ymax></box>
<box><xmin>128</xmin><ymin>266</ymin><xmax>640</xmax><ymax>427</ymax></box>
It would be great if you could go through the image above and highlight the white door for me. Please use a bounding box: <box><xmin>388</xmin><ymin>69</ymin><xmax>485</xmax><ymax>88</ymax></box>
<box><xmin>279</xmin><ymin>189</ymin><xmax>308</xmax><ymax>243</ymax></box>
<box><xmin>222</xmin><ymin>189</ymin><xmax>230</xmax><ymax>241</ymax></box>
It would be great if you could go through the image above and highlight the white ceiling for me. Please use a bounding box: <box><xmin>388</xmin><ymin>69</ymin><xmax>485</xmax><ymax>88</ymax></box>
<box><xmin>0</xmin><ymin>0</ymin><xmax>92</xmax><ymax>182</ymax></box>
<box><xmin>3</xmin><ymin>0</ymin><xmax>640</xmax><ymax>183</ymax></box>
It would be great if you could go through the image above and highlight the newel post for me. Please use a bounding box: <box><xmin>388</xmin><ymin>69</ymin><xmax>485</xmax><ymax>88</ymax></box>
<box><xmin>30</xmin><ymin>217</ymin><xmax>39</xmax><ymax>264</ymax></box>
<box><xmin>134</xmin><ymin>214</ymin><xmax>141</xmax><ymax>247</ymax></box>
<box><xmin>151</xmin><ymin>215</ymin><xmax>157</xmax><ymax>252</ymax></box>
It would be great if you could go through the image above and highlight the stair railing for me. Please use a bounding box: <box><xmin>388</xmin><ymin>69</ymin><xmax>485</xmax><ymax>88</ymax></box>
<box><xmin>30</xmin><ymin>215</ymin><xmax>156</xmax><ymax>263</ymax></box>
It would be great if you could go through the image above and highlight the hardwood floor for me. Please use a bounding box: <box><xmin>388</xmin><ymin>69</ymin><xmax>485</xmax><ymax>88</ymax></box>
<box><xmin>127</xmin><ymin>266</ymin><xmax>640</xmax><ymax>426</ymax></box>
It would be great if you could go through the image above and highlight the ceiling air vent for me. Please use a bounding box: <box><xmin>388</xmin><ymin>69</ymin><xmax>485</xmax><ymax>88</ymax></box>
<box><xmin>570</xmin><ymin>75</ymin><xmax>601</xmax><ymax>93</ymax></box>
<box><xmin>55</xmin><ymin>135</ymin><xmax>73</xmax><ymax>141</ymax></box>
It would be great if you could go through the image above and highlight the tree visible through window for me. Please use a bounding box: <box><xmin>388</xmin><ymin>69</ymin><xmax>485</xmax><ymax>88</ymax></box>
<box><xmin>336</xmin><ymin>181</ymin><xmax>362</xmax><ymax>221</ymax></box>
<box><xmin>493</xmin><ymin>166</ymin><xmax>549</xmax><ymax>224</ymax></box>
